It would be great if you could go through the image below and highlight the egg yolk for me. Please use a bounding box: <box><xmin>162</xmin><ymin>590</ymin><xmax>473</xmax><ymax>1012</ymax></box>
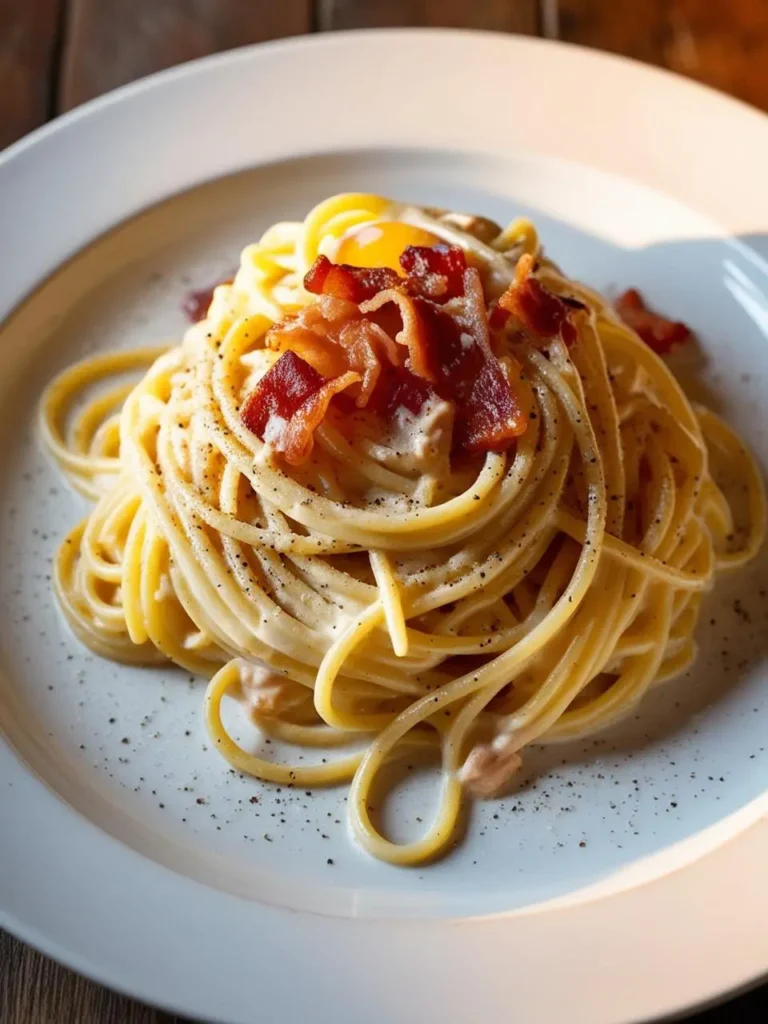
<box><xmin>335</xmin><ymin>221</ymin><xmax>441</xmax><ymax>275</ymax></box>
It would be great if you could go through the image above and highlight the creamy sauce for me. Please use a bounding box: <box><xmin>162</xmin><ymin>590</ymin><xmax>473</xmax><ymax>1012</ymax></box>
<box><xmin>371</xmin><ymin>395</ymin><xmax>454</xmax><ymax>477</ymax></box>
<box><xmin>237</xmin><ymin>659</ymin><xmax>307</xmax><ymax>717</ymax></box>
<box><xmin>153</xmin><ymin>573</ymin><xmax>174</xmax><ymax>603</ymax></box>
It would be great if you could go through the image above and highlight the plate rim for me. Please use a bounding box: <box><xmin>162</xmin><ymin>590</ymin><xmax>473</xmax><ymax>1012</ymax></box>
<box><xmin>5</xmin><ymin>27</ymin><xmax>768</xmax><ymax>168</ymax></box>
<box><xmin>2</xmin><ymin>27</ymin><xmax>768</xmax><ymax>1024</ymax></box>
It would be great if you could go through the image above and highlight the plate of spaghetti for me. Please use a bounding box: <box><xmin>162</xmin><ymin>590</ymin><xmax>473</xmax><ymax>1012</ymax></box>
<box><xmin>2</xmin><ymin>28</ymin><xmax>768</xmax><ymax>1024</ymax></box>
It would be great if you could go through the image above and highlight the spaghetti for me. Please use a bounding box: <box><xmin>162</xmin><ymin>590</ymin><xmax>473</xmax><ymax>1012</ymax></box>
<box><xmin>41</xmin><ymin>193</ymin><xmax>766</xmax><ymax>865</ymax></box>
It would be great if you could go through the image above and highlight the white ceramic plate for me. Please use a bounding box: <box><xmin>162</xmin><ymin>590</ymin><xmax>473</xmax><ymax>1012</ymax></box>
<box><xmin>2</xmin><ymin>29</ymin><xmax>768</xmax><ymax>1023</ymax></box>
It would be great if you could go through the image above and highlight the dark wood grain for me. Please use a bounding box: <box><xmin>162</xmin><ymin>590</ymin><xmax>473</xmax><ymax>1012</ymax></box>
<box><xmin>59</xmin><ymin>0</ymin><xmax>312</xmax><ymax>110</ymax></box>
<box><xmin>557</xmin><ymin>0</ymin><xmax>768</xmax><ymax>112</ymax></box>
<box><xmin>0</xmin><ymin>930</ymin><xmax>188</xmax><ymax>1024</ymax></box>
<box><xmin>556</xmin><ymin>0</ymin><xmax>668</xmax><ymax>64</ymax></box>
<box><xmin>317</xmin><ymin>0</ymin><xmax>539</xmax><ymax>32</ymax></box>
<box><xmin>664</xmin><ymin>0</ymin><xmax>768</xmax><ymax>111</ymax></box>
<box><xmin>0</xmin><ymin>0</ymin><xmax>64</xmax><ymax>149</ymax></box>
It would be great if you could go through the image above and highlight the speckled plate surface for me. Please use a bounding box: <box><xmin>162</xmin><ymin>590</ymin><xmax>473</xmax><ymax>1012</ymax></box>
<box><xmin>1</xmin><ymin>30</ymin><xmax>768</xmax><ymax>1024</ymax></box>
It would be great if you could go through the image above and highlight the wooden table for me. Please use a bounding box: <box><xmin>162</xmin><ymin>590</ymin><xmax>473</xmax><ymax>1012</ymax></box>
<box><xmin>1</xmin><ymin>1</ymin><xmax>767</xmax><ymax>1020</ymax></box>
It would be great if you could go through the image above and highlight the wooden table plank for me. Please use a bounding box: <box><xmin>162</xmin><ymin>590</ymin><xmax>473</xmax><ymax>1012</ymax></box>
<box><xmin>318</xmin><ymin>0</ymin><xmax>539</xmax><ymax>33</ymax></box>
<box><xmin>59</xmin><ymin>0</ymin><xmax>312</xmax><ymax>110</ymax></box>
<box><xmin>556</xmin><ymin>1</ymin><xmax>667</xmax><ymax>64</ymax></box>
<box><xmin>0</xmin><ymin>930</ymin><xmax>185</xmax><ymax>1024</ymax></box>
<box><xmin>664</xmin><ymin>0</ymin><xmax>768</xmax><ymax>112</ymax></box>
<box><xmin>556</xmin><ymin>0</ymin><xmax>768</xmax><ymax>112</ymax></box>
<box><xmin>0</xmin><ymin>0</ymin><xmax>64</xmax><ymax>149</ymax></box>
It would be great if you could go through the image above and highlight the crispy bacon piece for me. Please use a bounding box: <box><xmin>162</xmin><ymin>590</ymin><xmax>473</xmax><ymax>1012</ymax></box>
<box><xmin>368</xmin><ymin>364</ymin><xmax>436</xmax><ymax>419</ymax></box>
<box><xmin>488</xmin><ymin>302</ymin><xmax>511</xmax><ymax>331</ymax></box>
<box><xmin>361</xmin><ymin>288</ymin><xmax>437</xmax><ymax>382</ymax></box>
<box><xmin>241</xmin><ymin>350</ymin><xmax>359</xmax><ymax>465</ymax></box>
<box><xmin>335</xmin><ymin>319</ymin><xmax>400</xmax><ymax>406</ymax></box>
<box><xmin>400</xmin><ymin>243</ymin><xmax>467</xmax><ymax>301</ymax></box>
<box><xmin>305</xmin><ymin>244</ymin><xmax>470</xmax><ymax>305</ymax></box>
<box><xmin>266</xmin><ymin>294</ymin><xmax>401</xmax><ymax>407</ymax></box>
<box><xmin>447</xmin><ymin>270</ymin><xmax>529</xmax><ymax>451</ymax></box>
<box><xmin>244</xmin><ymin>246</ymin><xmax>532</xmax><ymax>458</ymax></box>
<box><xmin>615</xmin><ymin>288</ymin><xmax>691</xmax><ymax>354</ymax></box>
<box><xmin>182</xmin><ymin>274</ymin><xmax>235</xmax><ymax>323</ymax></box>
<box><xmin>304</xmin><ymin>255</ymin><xmax>400</xmax><ymax>303</ymax></box>
<box><xmin>364</xmin><ymin>269</ymin><xmax>528</xmax><ymax>452</ymax></box>
<box><xmin>265</xmin><ymin>324</ymin><xmax>349</xmax><ymax>381</ymax></box>
<box><xmin>498</xmin><ymin>253</ymin><xmax>580</xmax><ymax>346</ymax></box>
